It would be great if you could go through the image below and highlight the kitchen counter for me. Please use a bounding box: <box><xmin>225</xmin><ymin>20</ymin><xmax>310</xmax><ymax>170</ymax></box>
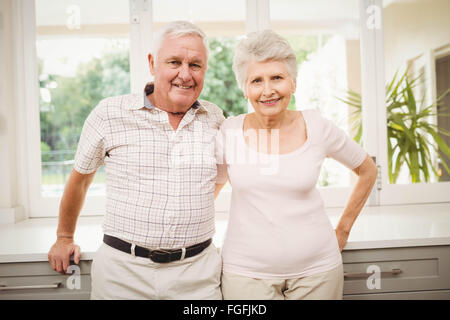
<box><xmin>0</xmin><ymin>203</ymin><xmax>449</xmax><ymax>263</ymax></box>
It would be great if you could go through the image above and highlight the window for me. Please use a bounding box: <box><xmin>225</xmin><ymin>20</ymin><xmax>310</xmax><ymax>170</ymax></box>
<box><xmin>270</xmin><ymin>0</ymin><xmax>363</xmax><ymax>190</ymax></box>
<box><xmin>152</xmin><ymin>0</ymin><xmax>247</xmax><ymax>118</ymax></box>
<box><xmin>378</xmin><ymin>0</ymin><xmax>450</xmax><ymax>204</ymax></box>
<box><xmin>19</xmin><ymin>0</ymin><xmax>450</xmax><ymax>217</ymax></box>
<box><xmin>36</xmin><ymin>0</ymin><xmax>131</xmax><ymax>200</ymax></box>
<box><xmin>26</xmin><ymin>0</ymin><xmax>131</xmax><ymax>217</ymax></box>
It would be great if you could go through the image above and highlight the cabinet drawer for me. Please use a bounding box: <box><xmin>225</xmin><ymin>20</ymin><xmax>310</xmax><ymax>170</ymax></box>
<box><xmin>342</xmin><ymin>245</ymin><xmax>450</xmax><ymax>295</ymax></box>
<box><xmin>0</xmin><ymin>260</ymin><xmax>92</xmax><ymax>277</ymax></box>
<box><xmin>344</xmin><ymin>289</ymin><xmax>450</xmax><ymax>300</ymax></box>
<box><xmin>0</xmin><ymin>260</ymin><xmax>92</xmax><ymax>300</ymax></box>
<box><xmin>0</xmin><ymin>275</ymin><xmax>91</xmax><ymax>299</ymax></box>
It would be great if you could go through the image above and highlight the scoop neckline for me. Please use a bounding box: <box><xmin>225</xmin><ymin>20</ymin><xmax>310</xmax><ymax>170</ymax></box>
<box><xmin>239</xmin><ymin>110</ymin><xmax>311</xmax><ymax>157</ymax></box>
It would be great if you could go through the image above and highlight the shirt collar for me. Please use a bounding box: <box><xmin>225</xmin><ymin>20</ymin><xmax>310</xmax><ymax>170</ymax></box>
<box><xmin>127</xmin><ymin>82</ymin><xmax>208</xmax><ymax>113</ymax></box>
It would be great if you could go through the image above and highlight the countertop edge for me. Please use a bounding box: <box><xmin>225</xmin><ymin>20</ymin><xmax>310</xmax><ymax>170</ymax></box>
<box><xmin>2</xmin><ymin>238</ymin><xmax>450</xmax><ymax>263</ymax></box>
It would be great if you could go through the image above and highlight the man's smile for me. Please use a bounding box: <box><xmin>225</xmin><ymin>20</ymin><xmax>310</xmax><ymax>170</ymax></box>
<box><xmin>173</xmin><ymin>83</ymin><xmax>194</xmax><ymax>89</ymax></box>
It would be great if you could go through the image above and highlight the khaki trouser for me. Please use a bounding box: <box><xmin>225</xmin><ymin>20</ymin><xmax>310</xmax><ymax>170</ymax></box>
<box><xmin>221</xmin><ymin>263</ymin><xmax>344</xmax><ymax>300</ymax></box>
<box><xmin>90</xmin><ymin>242</ymin><xmax>222</xmax><ymax>300</ymax></box>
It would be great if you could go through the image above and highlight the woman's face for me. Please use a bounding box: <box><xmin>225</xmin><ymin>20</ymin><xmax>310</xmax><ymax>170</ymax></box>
<box><xmin>245</xmin><ymin>60</ymin><xmax>296</xmax><ymax>117</ymax></box>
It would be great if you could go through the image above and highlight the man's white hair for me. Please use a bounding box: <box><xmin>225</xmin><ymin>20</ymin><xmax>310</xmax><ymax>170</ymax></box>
<box><xmin>152</xmin><ymin>21</ymin><xmax>209</xmax><ymax>63</ymax></box>
<box><xmin>232</xmin><ymin>30</ymin><xmax>298</xmax><ymax>94</ymax></box>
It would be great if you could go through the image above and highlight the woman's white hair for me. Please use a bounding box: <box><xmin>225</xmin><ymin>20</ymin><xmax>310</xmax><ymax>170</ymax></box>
<box><xmin>152</xmin><ymin>20</ymin><xmax>209</xmax><ymax>63</ymax></box>
<box><xmin>232</xmin><ymin>30</ymin><xmax>298</xmax><ymax>94</ymax></box>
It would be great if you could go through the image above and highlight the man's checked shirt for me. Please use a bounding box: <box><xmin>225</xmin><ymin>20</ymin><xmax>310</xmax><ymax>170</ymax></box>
<box><xmin>74</xmin><ymin>84</ymin><xmax>225</xmax><ymax>249</ymax></box>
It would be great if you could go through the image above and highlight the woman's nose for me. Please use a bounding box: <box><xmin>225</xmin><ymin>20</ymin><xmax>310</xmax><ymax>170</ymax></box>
<box><xmin>262</xmin><ymin>81</ymin><xmax>274</xmax><ymax>97</ymax></box>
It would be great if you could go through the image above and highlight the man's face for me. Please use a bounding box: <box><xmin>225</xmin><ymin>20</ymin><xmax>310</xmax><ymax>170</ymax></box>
<box><xmin>148</xmin><ymin>34</ymin><xmax>208</xmax><ymax>112</ymax></box>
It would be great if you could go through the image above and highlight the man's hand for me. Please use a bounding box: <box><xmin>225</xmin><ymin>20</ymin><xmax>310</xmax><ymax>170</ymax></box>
<box><xmin>48</xmin><ymin>238</ymin><xmax>81</xmax><ymax>274</ymax></box>
<box><xmin>48</xmin><ymin>169</ymin><xmax>94</xmax><ymax>274</ymax></box>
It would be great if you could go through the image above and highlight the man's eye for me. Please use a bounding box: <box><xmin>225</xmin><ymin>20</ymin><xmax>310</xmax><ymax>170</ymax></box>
<box><xmin>251</xmin><ymin>78</ymin><xmax>261</xmax><ymax>83</ymax></box>
<box><xmin>273</xmin><ymin>75</ymin><xmax>283</xmax><ymax>80</ymax></box>
<box><xmin>190</xmin><ymin>63</ymin><xmax>201</xmax><ymax>69</ymax></box>
<box><xmin>169</xmin><ymin>61</ymin><xmax>181</xmax><ymax>66</ymax></box>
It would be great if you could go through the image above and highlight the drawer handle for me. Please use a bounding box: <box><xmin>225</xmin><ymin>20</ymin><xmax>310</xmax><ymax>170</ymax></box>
<box><xmin>0</xmin><ymin>282</ymin><xmax>62</xmax><ymax>291</ymax></box>
<box><xmin>344</xmin><ymin>268</ymin><xmax>402</xmax><ymax>279</ymax></box>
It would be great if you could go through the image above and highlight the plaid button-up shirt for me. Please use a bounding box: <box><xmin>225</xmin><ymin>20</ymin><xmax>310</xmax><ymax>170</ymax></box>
<box><xmin>74</xmin><ymin>84</ymin><xmax>225</xmax><ymax>249</ymax></box>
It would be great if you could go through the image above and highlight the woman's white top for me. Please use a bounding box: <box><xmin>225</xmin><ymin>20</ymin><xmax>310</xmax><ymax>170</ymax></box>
<box><xmin>215</xmin><ymin>109</ymin><xmax>367</xmax><ymax>279</ymax></box>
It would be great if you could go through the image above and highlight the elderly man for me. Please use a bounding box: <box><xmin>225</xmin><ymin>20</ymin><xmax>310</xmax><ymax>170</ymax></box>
<box><xmin>48</xmin><ymin>21</ymin><xmax>225</xmax><ymax>299</ymax></box>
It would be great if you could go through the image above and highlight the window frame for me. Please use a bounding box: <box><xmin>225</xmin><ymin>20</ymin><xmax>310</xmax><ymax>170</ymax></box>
<box><xmin>20</xmin><ymin>0</ymin><xmax>139</xmax><ymax>217</ymax></box>
<box><xmin>18</xmin><ymin>0</ymin><xmax>450</xmax><ymax>218</ymax></box>
<box><xmin>369</xmin><ymin>0</ymin><xmax>450</xmax><ymax>205</ymax></box>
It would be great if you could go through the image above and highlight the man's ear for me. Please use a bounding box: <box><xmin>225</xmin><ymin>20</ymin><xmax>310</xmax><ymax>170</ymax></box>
<box><xmin>148</xmin><ymin>53</ymin><xmax>156</xmax><ymax>75</ymax></box>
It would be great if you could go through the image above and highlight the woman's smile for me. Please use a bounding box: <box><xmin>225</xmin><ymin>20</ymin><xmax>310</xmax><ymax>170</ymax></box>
<box><xmin>259</xmin><ymin>97</ymin><xmax>281</xmax><ymax>106</ymax></box>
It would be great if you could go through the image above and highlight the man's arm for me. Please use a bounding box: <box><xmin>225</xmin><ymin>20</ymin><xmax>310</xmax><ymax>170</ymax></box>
<box><xmin>48</xmin><ymin>169</ymin><xmax>95</xmax><ymax>274</ymax></box>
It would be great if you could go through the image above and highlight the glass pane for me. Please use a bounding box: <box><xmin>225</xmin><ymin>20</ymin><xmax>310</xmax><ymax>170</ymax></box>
<box><xmin>153</xmin><ymin>0</ymin><xmax>247</xmax><ymax>117</ymax></box>
<box><xmin>36</xmin><ymin>0</ymin><xmax>131</xmax><ymax>197</ymax></box>
<box><xmin>270</xmin><ymin>0</ymin><xmax>362</xmax><ymax>187</ymax></box>
<box><xmin>383</xmin><ymin>0</ymin><xmax>450</xmax><ymax>184</ymax></box>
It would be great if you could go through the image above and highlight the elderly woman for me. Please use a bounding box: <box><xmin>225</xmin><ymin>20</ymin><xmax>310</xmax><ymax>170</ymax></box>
<box><xmin>214</xmin><ymin>30</ymin><xmax>377</xmax><ymax>300</ymax></box>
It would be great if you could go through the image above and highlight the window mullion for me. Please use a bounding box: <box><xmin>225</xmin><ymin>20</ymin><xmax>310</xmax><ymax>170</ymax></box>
<box><xmin>246</xmin><ymin>0</ymin><xmax>270</xmax><ymax>33</ymax></box>
<box><xmin>359</xmin><ymin>0</ymin><xmax>387</xmax><ymax>205</ymax></box>
<box><xmin>129</xmin><ymin>0</ymin><xmax>153</xmax><ymax>93</ymax></box>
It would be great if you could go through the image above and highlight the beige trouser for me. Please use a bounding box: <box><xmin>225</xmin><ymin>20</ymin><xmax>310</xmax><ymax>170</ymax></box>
<box><xmin>221</xmin><ymin>263</ymin><xmax>344</xmax><ymax>300</ymax></box>
<box><xmin>90</xmin><ymin>241</ymin><xmax>222</xmax><ymax>300</ymax></box>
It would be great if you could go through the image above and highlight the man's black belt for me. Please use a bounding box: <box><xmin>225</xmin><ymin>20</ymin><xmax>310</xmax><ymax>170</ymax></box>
<box><xmin>103</xmin><ymin>234</ymin><xmax>212</xmax><ymax>263</ymax></box>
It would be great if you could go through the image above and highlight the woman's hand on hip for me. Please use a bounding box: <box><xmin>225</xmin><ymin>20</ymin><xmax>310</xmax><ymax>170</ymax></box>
<box><xmin>334</xmin><ymin>228</ymin><xmax>349</xmax><ymax>252</ymax></box>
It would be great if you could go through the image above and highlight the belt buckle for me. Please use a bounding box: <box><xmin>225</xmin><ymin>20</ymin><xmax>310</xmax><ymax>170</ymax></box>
<box><xmin>149</xmin><ymin>248</ymin><xmax>172</xmax><ymax>263</ymax></box>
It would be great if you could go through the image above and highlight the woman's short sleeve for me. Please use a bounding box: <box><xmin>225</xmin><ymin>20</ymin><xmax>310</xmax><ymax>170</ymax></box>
<box><xmin>320</xmin><ymin>112</ymin><xmax>367</xmax><ymax>170</ymax></box>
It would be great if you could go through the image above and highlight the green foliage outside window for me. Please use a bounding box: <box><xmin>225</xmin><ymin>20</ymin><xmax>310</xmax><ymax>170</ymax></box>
<box><xmin>39</xmin><ymin>38</ymin><xmax>248</xmax><ymax>158</ymax></box>
<box><xmin>200</xmin><ymin>37</ymin><xmax>247</xmax><ymax>117</ymax></box>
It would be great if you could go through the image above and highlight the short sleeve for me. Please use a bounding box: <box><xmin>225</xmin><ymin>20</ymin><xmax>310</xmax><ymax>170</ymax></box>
<box><xmin>73</xmin><ymin>105</ymin><xmax>106</xmax><ymax>174</ymax></box>
<box><xmin>321</xmin><ymin>113</ymin><xmax>367</xmax><ymax>170</ymax></box>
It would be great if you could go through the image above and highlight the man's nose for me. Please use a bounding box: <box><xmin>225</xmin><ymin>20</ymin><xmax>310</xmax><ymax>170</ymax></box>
<box><xmin>178</xmin><ymin>63</ymin><xmax>192</xmax><ymax>82</ymax></box>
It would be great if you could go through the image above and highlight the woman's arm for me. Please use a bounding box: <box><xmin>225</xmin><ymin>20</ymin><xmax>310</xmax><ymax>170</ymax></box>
<box><xmin>335</xmin><ymin>155</ymin><xmax>378</xmax><ymax>251</ymax></box>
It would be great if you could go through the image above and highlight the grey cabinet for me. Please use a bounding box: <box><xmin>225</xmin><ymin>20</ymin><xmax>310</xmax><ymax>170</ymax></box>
<box><xmin>342</xmin><ymin>245</ymin><xmax>450</xmax><ymax>299</ymax></box>
<box><xmin>1</xmin><ymin>245</ymin><xmax>449</xmax><ymax>299</ymax></box>
<box><xmin>0</xmin><ymin>260</ymin><xmax>92</xmax><ymax>300</ymax></box>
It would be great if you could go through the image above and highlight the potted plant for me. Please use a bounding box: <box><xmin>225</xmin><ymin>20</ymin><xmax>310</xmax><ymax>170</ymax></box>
<box><xmin>340</xmin><ymin>69</ymin><xmax>450</xmax><ymax>183</ymax></box>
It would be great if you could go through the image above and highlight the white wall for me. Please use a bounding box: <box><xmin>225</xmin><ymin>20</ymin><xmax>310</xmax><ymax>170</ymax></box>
<box><xmin>383</xmin><ymin>0</ymin><xmax>450</xmax><ymax>80</ymax></box>
<box><xmin>0</xmin><ymin>0</ymin><xmax>26</xmax><ymax>223</ymax></box>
